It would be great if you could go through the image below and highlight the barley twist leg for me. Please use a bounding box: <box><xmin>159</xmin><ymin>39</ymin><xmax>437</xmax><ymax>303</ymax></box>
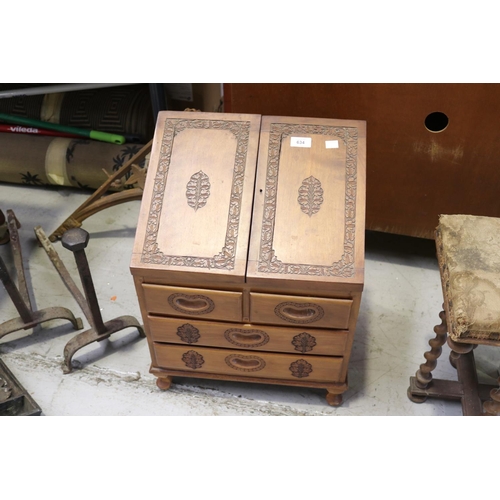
<box><xmin>408</xmin><ymin>309</ymin><xmax>448</xmax><ymax>403</ymax></box>
<box><xmin>416</xmin><ymin>310</ymin><xmax>448</xmax><ymax>387</ymax></box>
<box><xmin>447</xmin><ymin>337</ymin><xmax>474</xmax><ymax>369</ymax></box>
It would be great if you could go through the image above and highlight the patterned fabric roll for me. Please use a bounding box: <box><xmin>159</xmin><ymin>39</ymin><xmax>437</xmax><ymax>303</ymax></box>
<box><xmin>0</xmin><ymin>133</ymin><xmax>147</xmax><ymax>191</ymax></box>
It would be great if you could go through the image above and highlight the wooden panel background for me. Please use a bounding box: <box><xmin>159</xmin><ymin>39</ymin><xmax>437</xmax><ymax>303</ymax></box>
<box><xmin>224</xmin><ymin>83</ymin><xmax>500</xmax><ymax>239</ymax></box>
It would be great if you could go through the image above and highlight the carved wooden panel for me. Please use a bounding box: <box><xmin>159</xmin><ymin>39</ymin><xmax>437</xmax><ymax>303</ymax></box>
<box><xmin>142</xmin><ymin>118</ymin><xmax>247</xmax><ymax>270</ymax></box>
<box><xmin>247</xmin><ymin>115</ymin><xmax>366</xmax><ymax>291</ymax></box>
<box><xmin>135</xmin><ymin>112</ymin><xmax>260</xmax><ymax>280</ymax></box>
<box><xmin>147</xmin><ymin>316</ymin><xmax>349</xmax><ymax>356</ymax></box>
<box><xmin>249</xmin><ymin>292</ymin><xmax>352</xmax><ymax>329</ymax></box>
<box><xmin>258</xmin><ymin>121</ymin><xmax>358</xmax><ymax>277</ymax></box>
<box><xmin>153</xmin><ymin>344</ymin><xmax>344</xmax><ymax>382</ymax></box>
<box><xmin>142</xmin><ymin>284</ymin><xmax>243</xmax><ymax>323</ymax></box>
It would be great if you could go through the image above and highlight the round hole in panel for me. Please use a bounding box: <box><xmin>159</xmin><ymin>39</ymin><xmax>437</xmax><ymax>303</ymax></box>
<box><xmin>424</xmin><ymin>112</ymin><xmax>449</xmax><ymax>133</ymax></box>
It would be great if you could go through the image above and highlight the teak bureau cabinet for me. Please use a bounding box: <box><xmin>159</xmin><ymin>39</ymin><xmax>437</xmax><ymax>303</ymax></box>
<box><xmin>130</xmin><ymin>111</ymin><xmax>366</xmax><ymax>406</ymax></box>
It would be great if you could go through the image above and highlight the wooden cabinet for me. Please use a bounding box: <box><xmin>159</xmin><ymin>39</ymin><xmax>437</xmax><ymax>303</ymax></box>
<box><xmin>130</xmin><ymin>111</ymin><xmax>366</xmax><ymax>405</ymax></box>
<box><xmin>224</xmin><ymin>83</ymin><xmax>500</xmax><ymax>239</ymax></box>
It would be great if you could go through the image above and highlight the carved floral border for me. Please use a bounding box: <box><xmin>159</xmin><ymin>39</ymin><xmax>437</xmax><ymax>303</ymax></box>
<box><xmin>258</xmin><ymin>123</ymin><xmax>358</xmax><ymax>278</ymax></box>
<box><xmin>141</xmin><ymin>118</ymin><xmax>251</xmax><ymax>270</ymax></box>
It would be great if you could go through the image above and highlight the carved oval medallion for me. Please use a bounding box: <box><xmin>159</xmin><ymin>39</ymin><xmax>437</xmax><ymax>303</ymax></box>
<box><xmin>177</xmin><ymin>323</ymin><xmax>201</xmax><ymax>343</ymax></box>
<box><xmin>289</xmin><ymin>359</ymin><xmax>313</xmax><ymax>378</ymax></box>
<box><xmin>297</xmin><ymin>176</ymin><xmax>324</xmax><ymax>216</ymax></box>
<box><xmin>168</xmin><ymin>293</ymin><xmax>215</xmax><ymax>315</ymax></box>
<box><xmin>274</xmin><ymin>302</ymin><xmax>324</xmax><ymax>324</ymax></box>
<box><xmin>225</xmin><ymin>354</ymin><xmax>266</xmax><ymax>372</ymax></box>
<box><xmin>291</xmin><ymin>332</ymin><xmax>317</xmax><ymax>353</ymax></box>
<box><xmin>186</xmin><ymin>170</ymin><xmax>211</xmax><ymax>211</ymax></box>
<box><xmin>182</xmin><ymin>350</ymin><xmax>205</xmax><ymax>369</ymax></box>
<box><xmin>224</xmin><ymin>328</ymin><xmax>270</xmax><ymax>348</ymax></box>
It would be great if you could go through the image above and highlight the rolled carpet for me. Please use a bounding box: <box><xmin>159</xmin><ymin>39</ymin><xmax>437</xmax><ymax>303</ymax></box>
<box><xmin>0</xmin><ymin>132</ymin><xmax>148</xmax><ymax>191</ymax></box>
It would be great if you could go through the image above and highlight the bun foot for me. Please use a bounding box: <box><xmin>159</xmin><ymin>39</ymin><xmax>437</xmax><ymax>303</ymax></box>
<box><xmin>156</xmin><ymin>376</ymin><xmax>173</xmax><ymax>390</ymax></box>
<box><xmin>326</xmin><ymin>391</ymin><xmax>343</xmax><ymax>406</ymax></box>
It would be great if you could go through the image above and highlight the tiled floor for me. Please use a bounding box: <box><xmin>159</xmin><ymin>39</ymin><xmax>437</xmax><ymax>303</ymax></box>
<box><xmin>1</xmin><ymin>183</ymin><xmax>499</xmax><ymax>416</ymax></box>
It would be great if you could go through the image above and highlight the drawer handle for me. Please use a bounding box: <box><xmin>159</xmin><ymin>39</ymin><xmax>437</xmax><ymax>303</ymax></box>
<box><xmin>168</xmin><ymin>293</ymin><xmax>215</xmax><ymax>315</ymax></box>
<box><xmin>176</xmin><ymin>298</ymin><xmax>207</xmax><ymax>310</ymax></box>
<box><xmin>224</xmin><ymin>328</ymin><xmax>270</xmax><ymax>348</ymax></box>
<box><xmin>274</xmin><ymin>302</ymin><xmax>324</xmax><ymax>324</ymax></box>
<box><xmin>283</xmin><ymin>306</ymin><xmax>316</xmax><ymax>319</ymax></box>
<box><xmin>225</xmin><ymin>354</ymin><xmax>266</xmax><ymax>372</ymax></box>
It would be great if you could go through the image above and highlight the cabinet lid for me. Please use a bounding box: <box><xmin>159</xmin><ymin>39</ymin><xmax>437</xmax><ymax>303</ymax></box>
<box><xmin>247</xmin><ymin>116</ymin><xmax>366</xmax><ymax>292</ymax></box>
<box><xmin>131</xmin><ymin>111</ymin><xmax>261</xmax><ymax>285</ymax></box>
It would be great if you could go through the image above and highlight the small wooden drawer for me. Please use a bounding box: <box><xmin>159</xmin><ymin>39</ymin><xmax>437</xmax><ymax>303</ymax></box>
<box><xmin>148</xmin><ymin>316</ymin><xmax>348</xmax><ymax>356</ymax></box>
<box><xmin>249</xmin><ymin>292</ymin><xmax>352</xmax><ymax>329</ymax></box>
<box><xmin>142</xmin><ymin>284</ymin><xmax>243</xmax><ymax>322</ymax></box>
<box><xmin>153</xmin><ymin>344</ymin><xmax>343</xmax><ymax>383</ymax></box>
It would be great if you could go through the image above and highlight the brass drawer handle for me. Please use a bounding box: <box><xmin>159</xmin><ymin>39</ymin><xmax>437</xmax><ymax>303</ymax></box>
<box><xmin>225</xmin><ymin>354</ymin><xmax>266</xmax><ymax>372</ymax></box>
<box><xmin>168</xmin><ymin>293</ymin><xmax>215</xmax><ymax>315</ymax></box>
<box><xmin>224</xmin><ymin>328</ymin><xmax>270</xmax><ymax>348</ymax></box>
<box><xmin>274</xmin><ymin>302</ymin><xmax>324</xmax><ymax>324</ymax></box>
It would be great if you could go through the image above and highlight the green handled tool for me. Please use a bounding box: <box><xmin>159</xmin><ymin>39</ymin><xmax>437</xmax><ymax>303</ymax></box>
<box><xmin>0</xmin><ymin>112</ymin><xmax>126</xmax><ymax>144</ymax></box>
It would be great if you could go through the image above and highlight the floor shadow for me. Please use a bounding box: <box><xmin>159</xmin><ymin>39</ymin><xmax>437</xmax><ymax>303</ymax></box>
<box><xmin>365</xmin><ymin>230</ymin><xmax>438</xmax><ymax>270</ymax></box>
<box><xmin>67</xmin><ymin>328</ymin><xmax>146</xmax><ymax>371</ymax></box>
<box><xmin>0</xmin><ymin>319</ymin><xmax>83</xmax><ymax>353</ymax></box>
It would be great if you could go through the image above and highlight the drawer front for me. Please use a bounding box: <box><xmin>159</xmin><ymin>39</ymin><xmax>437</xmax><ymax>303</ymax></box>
<box><xmin>153</xmin><ymin>344</ymin><xmax>343</xmax><ymax>383</ymax></box>
<box><xmin>148</xmin><ymin>316</ymin><xmax>348</xmax><ymax>356</ymax></box>
<box><xmin>143</xmin><ymin>284</ymin><xmax>242</xmax><ymax>322</ymax></box>
<box><xmin>249</xmin><ymin>292</ymin><xmax>352</xmax><ymax>329</ymax></box>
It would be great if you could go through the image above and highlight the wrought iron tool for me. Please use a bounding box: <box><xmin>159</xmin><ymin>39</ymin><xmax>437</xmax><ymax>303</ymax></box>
<box><xmin>0</xmin><ymin>357</ymin><xmax>41</xmax><ymax>416</ymax></box>
<box><xmin>35</xmin><ymin>226</ymin><xmax>145</xmax><ymax>373</ymax></box>
<box><xmin>0</xmin><ymin>209</ymin><xmax>83</xmax><ymax>341</ymax></box>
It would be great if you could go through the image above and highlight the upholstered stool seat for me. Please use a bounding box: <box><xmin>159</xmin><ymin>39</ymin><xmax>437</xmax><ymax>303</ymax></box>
<box><xmin>408</xmin><ymin>214</ymin><xmax>500</xmax><ymax>415</ymax></box>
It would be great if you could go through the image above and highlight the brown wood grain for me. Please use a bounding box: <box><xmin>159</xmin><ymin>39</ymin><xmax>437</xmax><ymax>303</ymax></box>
<box><xmin>148</xmin><ymin>316</ymin><xmax>349</xmax><ymax>356</ymax></box>
<box><xmin>249</xmin><ymin>292</ymin><xmax>352</xmax><ymax>329</ymax></box>
<box><xmin>153</xmin><ymin>343</ymin><xmax>343</xmax><ymax>383</ymax></box>
<box><xmin>130</xmin><ymin>110</ymin><xmax>366</xmax><ymax>404</ymax></box>
<box><xmin>131</xmin><ymin>111</ymin><xmax>261</xmax><ymax>283</ymax></box>
<box><xmin>224</xmin><ymin>83</ymin><xmax>500</xmax><ymax>238</ymax></box>
<box><xmin>143</xmin><ymin>284</ymin><xmax>243</xmax><ymax>323</ymax></box>
<box><xmin>247</xmin><ymin>115</ymin><xmax>366</xmax><ymax>291</ymax></box>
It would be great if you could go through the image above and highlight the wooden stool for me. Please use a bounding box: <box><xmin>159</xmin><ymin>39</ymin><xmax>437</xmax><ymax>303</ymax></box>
<box><xmin>408</xmin><ymin>214</ymin><xmax>500</xmax><ymax>416</ymax></box>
